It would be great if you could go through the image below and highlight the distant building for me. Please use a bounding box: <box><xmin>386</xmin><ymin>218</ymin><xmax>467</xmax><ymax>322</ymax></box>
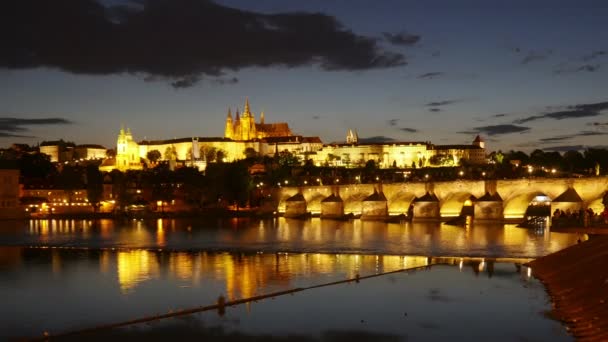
<box><xmin>309</xmin><ymin>131</ymin><xmax>486</xmax><ymax>168</ymax></box>
<box><xmin>74</xmin><ymin>144</ymin><xmax>107</xmax><ymax>160</ymax></box>
<box><xmin>0</xmin><ymin>162</ymin><xmax>21</xmax><ymax>218</ymax></box>
<box><xmin>40</xmin><ymin>140</ymin><xmax>106</xmax><ymax>163</ymax></box>
<box><xmin>106</xmin><ymin>98</ymin><xmax>319</xmax><ymax>171</ymax></box>
<box><xmin>102</xmin><ymin>99</ymin><xmax>485</xmax><ymax>171</ymax></box>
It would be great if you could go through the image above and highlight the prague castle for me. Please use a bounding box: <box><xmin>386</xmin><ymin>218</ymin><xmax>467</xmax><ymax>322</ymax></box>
<box><xmin>224</xmin><ymin>98</ymin><xmax>292</xmax><ymax>140</ymax></box>
<box><xmin>101</xmin><ymin>98</ymin><xmax>486</xmax><ymax>172</ymax></box>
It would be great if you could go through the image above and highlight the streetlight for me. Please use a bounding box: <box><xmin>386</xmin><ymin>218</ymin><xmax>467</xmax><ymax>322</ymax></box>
<box><xmin>458</xmin><ymin>171</ymin><xmax>464</xmax><ymax>177</ymax></box>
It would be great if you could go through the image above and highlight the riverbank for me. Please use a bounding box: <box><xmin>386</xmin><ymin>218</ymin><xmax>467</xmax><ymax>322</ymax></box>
<box><xmin>528</xmin><ymin>235</ymin><xmax>608</xmax><ymax>341</ymax></box>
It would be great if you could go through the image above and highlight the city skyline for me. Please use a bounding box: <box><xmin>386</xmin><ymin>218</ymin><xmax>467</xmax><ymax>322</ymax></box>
<box><xmin>2</xmin><ymin>0</ymin><xmax>608</xmax><ymax>152</ymax></box>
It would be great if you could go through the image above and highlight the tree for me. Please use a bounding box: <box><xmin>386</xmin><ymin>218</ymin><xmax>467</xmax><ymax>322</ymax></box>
<box><xmin>18</xmin><ymin>153</ymin><xmax>56</xmax><ymax>179</ymax></box>
<box><xmin>164</xmin><ymin>146</ymin><xmax>177</xmax><ymax>161</ymax></box>
<box><xmin>201</xmin><ymin>146</ymin><xmax>217</xmax><ymax>162</ymax></box>
<box><xmin>278</xmin><ymin>151</ymin><xmax>300</xmax><ymax>167</ymax></box>
<box><xmin>563</xmin><ymin>150</ymin><xmax>584</xmax><ymax>173</ymax></box>
<box><xmin>106</xmin><ymin>149</ymin><xmax>116</xmax><ymax>158</ymax></box>
<box><xmin>147</xmin><ymin>149</ymin><xmax>161</xmax><ymax>163</ymax></box>
<box><xmin>216</xmin><ymin>149</ymin><xmax>226</xmax><ymax>163</ymax></box>
<box><xmin>244</xmin><ymin>147</ymin><xmax>258</xmax><ymax>160</ymax></box>
<box><xmin>490</xmin><ymin>151</ymin><xmax>504</xmax><ymax>164</ymax></box>
<box><xmin>86</xmin><ymin>164</ymin><xmax>104</xmax><ymax>212</ymax></box>
<box><xmin>429</xmin><ymin>154</ymin><xmax>453</xmax><ymax>166</ymax></box>
<box><xmin>57</xmin><ymin>165</ymin><xmax>83</xmax><ymax>204</ymax></box>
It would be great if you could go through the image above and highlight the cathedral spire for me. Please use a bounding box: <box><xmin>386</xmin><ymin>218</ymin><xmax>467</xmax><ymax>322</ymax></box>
<box><xmin>260</xmin><ymin>111</ymin><xmax>265</xmax><ymax>124</ymax></box>
<box><xmin>227</xmin><ymin>108</ymin><xmax>233</xmax><ymax>120</ymax></box>
<box><xmin>243</xmin><ymin>97</ymin><xmax>251</xmax><ymax>117</ymax></box>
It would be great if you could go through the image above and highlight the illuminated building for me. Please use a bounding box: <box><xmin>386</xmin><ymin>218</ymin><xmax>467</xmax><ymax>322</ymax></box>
<box><xmin>103</xmin><ymin>99</ymin><xmax>485</xmax><ymax>171</ymax></box>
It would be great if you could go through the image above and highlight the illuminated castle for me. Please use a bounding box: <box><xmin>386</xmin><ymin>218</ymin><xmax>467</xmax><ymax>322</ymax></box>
<box><xmin>224</xmin><ymin>98</ymin><xmax>292</xmax><ymax>140</ymax></box>
<box><xmin>104</xmin><ymin>98</ymin><xmax>486</xmax><ymax>172</ymax></box>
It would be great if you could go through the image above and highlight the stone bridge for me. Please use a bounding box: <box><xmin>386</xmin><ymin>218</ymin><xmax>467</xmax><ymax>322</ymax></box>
<box><xmin>277</xmin><ymin>177</ymin><xmax>608</xmax><ymax>221</ymax></box>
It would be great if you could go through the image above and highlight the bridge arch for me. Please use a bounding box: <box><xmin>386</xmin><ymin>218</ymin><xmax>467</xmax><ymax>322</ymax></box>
<box><xmin>305</xmin><ymin>192</ymin><xmax>328</xmax><ymax>214</ymax></box>
<box><xmin>387</xmin><ymin>190</ymin><xmax>416</xmax><ymax>215</ymax></box>
<box><xmin>585</xmin><ymin>193</ymin><xmax>606</xmax><ymax>214</ymax></box>
<box><xmin>342</xmin><ymin>192</ymin><xmax>369</xmax><ymax>214</ymax></box>
<box><xmin>440</xmin><ymin>191</ymin><xmax>474</xmax><ymax>217</ymax></box>
<box><xmin>503</xmin><ymin>191</ymin><xmax>550</xmax><ymax>219</ymax></box>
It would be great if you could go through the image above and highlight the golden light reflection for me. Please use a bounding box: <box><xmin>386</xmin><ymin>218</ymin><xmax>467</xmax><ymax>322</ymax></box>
<box><xmin>100</xmin><ymin>250</ymin><xmax>111</xmax><ymax>274</ymax></box>
<box><xmin>169</xmin><ymin>253</ymin><xmax>193</xmax><ymax>281</ymax></box>
<box><xmin>117</xmin><ymin>250</ymin><xmax>160</xmax><ymax>293</ymax></box>
<box><xmin>51</xmin><ymin>249</ymin><xmax>61</xmax><ymax>275</ymax></box>
<box><xmin>156</xmin><ymin>219</ymin><xmax>166</xmax><ymax>247</ymax></box>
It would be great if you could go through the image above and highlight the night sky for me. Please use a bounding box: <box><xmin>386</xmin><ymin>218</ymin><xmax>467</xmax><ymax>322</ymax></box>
<box><xmin>1</xmin><ymin>0</ymin><xmax>607</xmax><ymax>152</ymax></box>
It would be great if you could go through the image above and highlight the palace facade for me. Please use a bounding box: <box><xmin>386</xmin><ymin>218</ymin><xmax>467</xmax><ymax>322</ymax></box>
<box><xmin>102</xmin><ymin>98</ymin><xmax>486</xmax><ymax>172</ymax></box>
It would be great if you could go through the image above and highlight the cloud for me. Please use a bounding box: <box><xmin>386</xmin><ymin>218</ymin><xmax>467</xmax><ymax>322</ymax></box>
<box><xmin>399</xmin><ymin>127</ymin><xmax>418</xmax><ymax>133</ymax></box>
<box><xmin>459</xmin><ymin>124</ymin><xmax>530</xmax><ymax>136</ymax></box>
<box><xmin>387</xmin><ymin>119</ymin><xmax>399</xmax><ymax>127</ymax></box>
<box><xmin>382</xmin><ymin>32</ymin><xmax>421</xmax><ymax>46</ymax></box>
<box><xmin>577</xmin><ymin>64</ymin><xmax>600</xmax><ymax>72</ymax></box>
<box><xmin>359</xmin><ymin>136</ymin><xmax>397</xmax><ymax>143</ymax></box>
<box><xmin>0</xmin><ymin>117</ymin><xmax>73</xmax><ymax>138</ymax></box>
<box><xmin>521</xmin><ymin>50</ymin><xmax>551</xmax><ymax>64</ymax></box>
<box><xmin>514</xmin><ymin>100</ymin><xmax>608</xmax><ymax>124</ymax></box>
<box><xmin>428</xmin><ymin>108</ymin><xmax>442</xmax><ymax>113</ymax></box>
<box><xmin>312</xmin><ymin>115</ymin><xmax>320</xmax><ymax>120</ymax></box>
<box><xmin>211</xmin><ymin>77</ymin><xmax>239</xmax><ymax>85</ymax></box>
<box><xmin>582</xmin><ymin>50</ymin><xmax>607</xmax><ymax>62</ymax></box>
<box><xmin>539</xmin><ymin>130</ymin><xmax>608</xmax><ymax>144</ymax></box>
<box><xmin>417</xmin><ymin>72</ymin><xmax>444</xmax><ymax>80</ymax></box>
<box><xmin>2</xmin><ymin>0</ymin><xmax>407</xmax><ymax>88</ymax></box>
<box><xmin>539</xmin><ymin>136</ymin><xmax>571</xmax><ymax>142</ymax></box>
<box><xmin>554</xmin><ymin>63</ymin><xmax>601</xmax><ymax>74</ymax></box>
<box><xmin>542</xmin><ymin>145</ymin><xmax>587</xmax><ymax>152</ymax></box>
<box><xmin>577</xmin><ymin>130</ymin><xmax>608</xmax><ymax>137</ymax></box>
<box><xmin>426</xmin><ymin>99</ymin><xmax>461</xmax><ymax>107</ymax></box>
<box><xmin>171</xmin><ymin>75</ymin><xmax>201</xmax><ymax>89</ymax></box>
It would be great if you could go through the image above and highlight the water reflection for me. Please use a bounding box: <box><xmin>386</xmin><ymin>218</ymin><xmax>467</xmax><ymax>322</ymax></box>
<box><xmin>0</xmin><ymin>246</ymin><xmax>542</xmax><ymax>340</ymax></box>
<box><xmin>4</xmin><ymin>217</ymin><xmax>581</xmax><ymax>258</ymax></box>
<box><xmin>1</xmin><ymin>247</ymin><xmax>529</xmax><ymax>301</ymax></box>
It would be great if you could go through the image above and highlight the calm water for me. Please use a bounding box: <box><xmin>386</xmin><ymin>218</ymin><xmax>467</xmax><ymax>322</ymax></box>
<box><xmin>0</xmin><ymin>218</ymin><xmax>579</xmax><ymax>340</ymax></box>
<box><xmin>0</xmin><ymin>217</ymin><xmax>580</xmax><ymax>257</ymax></box>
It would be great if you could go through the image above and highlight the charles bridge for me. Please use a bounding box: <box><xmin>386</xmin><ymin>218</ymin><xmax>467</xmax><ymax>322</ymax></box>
<box><xmin>277</xmin><ymin>177</ymin><xmax>608</xmax><ymax>221</ymax></box>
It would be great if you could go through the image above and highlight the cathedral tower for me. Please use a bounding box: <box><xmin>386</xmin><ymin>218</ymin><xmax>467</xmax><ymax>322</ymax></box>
<box><xmin>115</xmin><ymin>126</ymin><xmax>141</xmax><ymax>171</ymax></box>
<box><xmin>224</xmin><ymin>108</ymin><xmax>234</xmax><ymax>139</ymax></box>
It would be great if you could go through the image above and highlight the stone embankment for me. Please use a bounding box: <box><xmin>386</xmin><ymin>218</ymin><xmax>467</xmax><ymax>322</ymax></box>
<box><xmin>528</xmin><ymin>236</ymin><xmax>608</xmax><ymax>341</ymax></box>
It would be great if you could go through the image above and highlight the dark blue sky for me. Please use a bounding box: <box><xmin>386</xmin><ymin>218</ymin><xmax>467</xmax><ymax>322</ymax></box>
<box><xmin>1</xmin><ymin>0</ymin><xmax>607</xmax><ymax>152</ymax></box>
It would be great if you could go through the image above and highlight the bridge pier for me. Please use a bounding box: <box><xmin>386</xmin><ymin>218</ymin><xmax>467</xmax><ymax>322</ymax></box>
<box><xmin>412</xmin><ymin>192</ymin><xmax>440</xmax><ymax>221</ymax></box>
<box><xmin>474</xmin><ymin>192</ymin><xmax>503</xmax><ymax>221</ymax></box>
<box><xmin>361</xmin><ymin>188</ymin><xmax>388</xmax><ymax>220</ymax></box>
<box><xmin>284</xmin><ymin>192</ymin><xmax>308</xmax><ymax>218</ymax></box>
<box><xmin>321</xmin><ymin>193</ymin><xmax>345</xmax><ymax>219</ymax></box>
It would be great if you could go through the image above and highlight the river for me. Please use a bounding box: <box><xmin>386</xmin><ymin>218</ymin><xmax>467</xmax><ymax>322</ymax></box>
<box><xmin>0</xmin><ymin>218</ymin><xmax>578</xmax><ymax>340</ymax></box>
